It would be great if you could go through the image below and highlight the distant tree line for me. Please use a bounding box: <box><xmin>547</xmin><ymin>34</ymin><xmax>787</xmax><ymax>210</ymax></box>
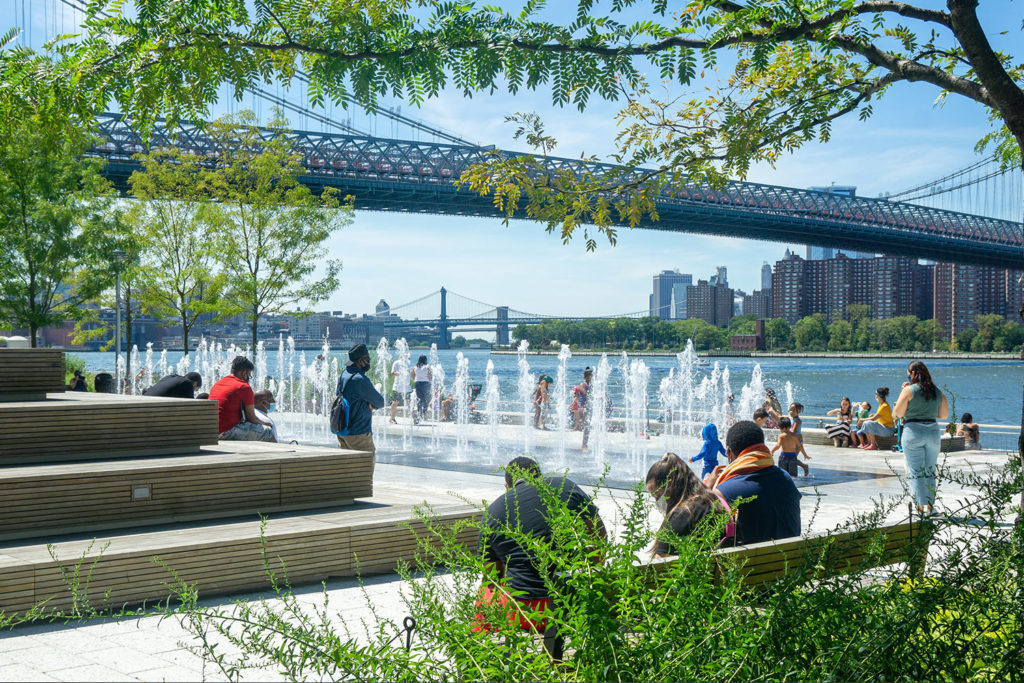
<box><xmin>513</xmin><ymin>305</ymin><xmax>1024</xmax><ymax>353</ymax></box>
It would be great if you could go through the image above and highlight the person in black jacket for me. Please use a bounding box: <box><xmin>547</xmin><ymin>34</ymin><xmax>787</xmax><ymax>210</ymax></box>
<box><xmin>143</xmin><ymin>372</ymin><xmax>202</xmax><ymax>398</ymax></box>
<box><xmin>336</xmin><ymin>344</ymin><xmax>385</xmax><ymax>454</ymax></box>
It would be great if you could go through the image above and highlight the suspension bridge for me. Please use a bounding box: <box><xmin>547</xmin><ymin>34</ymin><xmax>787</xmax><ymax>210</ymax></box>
<box><xmin>12</xmin><ymin>2</ymin><xmax>1024</xmax><ymax>276</ymax></box>
<box><xmin>378</xmin><ymin>287</ymin><xmax>648</xmax><ymax>348</ymax></box>
<box><xmin>90</xmin><ymin>112</ymin><xmax>1024</xmax><ymax>270</ymax></box>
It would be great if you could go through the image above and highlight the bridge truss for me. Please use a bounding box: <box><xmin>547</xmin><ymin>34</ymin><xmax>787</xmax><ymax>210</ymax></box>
<box><xmin>90</xmin><ymin>113</ymin><xmax>1023</xmax><ymax>271</ymax></box>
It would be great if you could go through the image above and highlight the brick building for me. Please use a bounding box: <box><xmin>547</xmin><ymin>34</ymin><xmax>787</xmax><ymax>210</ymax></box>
<box><xmin>772</xmin><ymin>252</ymin><xmax>935</xmax><ymax>323</ymax></box>
<box><xmin>932</xmin><ymin>263</ymin><xmax>1023</xmax><ymax>340</ymax></box>
<box><xmin>742</xmin><ymin>289</ymin><xmax>772</xmax><ymax>318</ymax></box>
<box><xmin>687</xmin><ymin>279</ymin><xmax>734</xmax><ymax>326</ymax></box>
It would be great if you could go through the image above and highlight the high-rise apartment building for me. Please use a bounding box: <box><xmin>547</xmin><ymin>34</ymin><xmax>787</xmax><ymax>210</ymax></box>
<box><xmin>771</xmin><ymin>251</ymin><xmax>932</xmax><ymax>323</ymax></box>
<box><xmin>742</xmin><ymin>289</ymin><xmax>772</xmax><ymax>318</ymax></box>
<box><xmin>933</xmin><ymin>263</ymin><xmax>1022</xmax><ymax>340</ymax></box>
<box><xmin>687</xmin><ymin>279</ymin><xmax>734</xmax><ymax>326</ymax></box>
<box><xmin>761</xmin><ymin>262</ymin><xmax>773</xmax><ymax>291</ymax></box>
<box><xmin>771</xmin><ymin>251</ymin><xmax>807</xmax><ymax>323</ymax></box>
<box><xmin>650</xmin><ymin>270</ymin><xmax>692</xmax><ymax>320</ymax></box>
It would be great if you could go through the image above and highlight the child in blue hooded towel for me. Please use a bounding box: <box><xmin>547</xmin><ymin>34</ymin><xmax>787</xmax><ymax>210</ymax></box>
<box><xmin>691</xmin><ymin>423</ymin><xmax>727</xmax><ymax>479</ymax></box>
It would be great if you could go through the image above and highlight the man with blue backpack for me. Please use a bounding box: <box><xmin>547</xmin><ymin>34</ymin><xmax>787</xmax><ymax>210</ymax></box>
<box><xmin>332</xmin><ymin>343</ymin><xmax>385</xmax><ymax>454</ymax></box>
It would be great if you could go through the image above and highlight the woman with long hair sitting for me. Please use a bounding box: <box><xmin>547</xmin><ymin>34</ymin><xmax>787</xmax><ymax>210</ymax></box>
<box><xmin>645</xmin><ymin>453</ymin><xmax>733</xmax><ymax>557</ymax></box>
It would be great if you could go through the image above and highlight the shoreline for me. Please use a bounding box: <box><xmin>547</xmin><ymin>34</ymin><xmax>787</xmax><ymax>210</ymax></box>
<box><xmin>490</xmin><ymin>349</ymin><xmax>1021</xmax><ymax>360</ymax></box>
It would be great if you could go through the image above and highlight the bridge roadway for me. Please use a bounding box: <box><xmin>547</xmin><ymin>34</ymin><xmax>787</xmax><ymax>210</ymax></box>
<box><xmin>91</xmin><ymin>113</ymin><xmax>1023</xmax><ymax>270</ymax></box>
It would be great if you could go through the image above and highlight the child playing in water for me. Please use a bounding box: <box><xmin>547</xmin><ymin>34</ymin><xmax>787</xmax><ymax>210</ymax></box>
<box><xmin>691</xmin><ymin>423</ymin><xmax>727</xmax><ymax>481</ymax></box>
<box><xmin>771</xmin><ymin>416</ymin><xmax>810</xmax><ymax>477</ymax></box>
<box><xmin>788</xmin><ymin>402</ymin><xmax>804</xmax><ymax>441</ymax></box>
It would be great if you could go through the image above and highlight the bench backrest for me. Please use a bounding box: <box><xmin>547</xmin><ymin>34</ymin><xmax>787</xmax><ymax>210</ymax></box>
<box><xmin>642</xmin><ymin>520</ymin><xmax>926</xmax><ymax>588</ymax></box>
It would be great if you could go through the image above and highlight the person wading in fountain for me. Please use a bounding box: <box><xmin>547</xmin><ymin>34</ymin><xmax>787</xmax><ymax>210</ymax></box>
<box><xmin>336</xmin><ymin>344</ymin><xmax>385</xmax><ymax>454</ymax></box>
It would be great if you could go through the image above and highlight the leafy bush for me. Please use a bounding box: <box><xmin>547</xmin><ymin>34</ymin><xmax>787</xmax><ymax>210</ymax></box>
<box><xmin>163</xmin><ymin>458</ymin><xmax>1024</xmax><ymax>682</ymax></box>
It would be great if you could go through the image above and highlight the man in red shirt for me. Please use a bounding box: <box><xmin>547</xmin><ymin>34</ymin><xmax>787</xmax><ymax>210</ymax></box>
<box><xmin>207</xmin><ymin>356</ymin><xmax>276</xmax><ymax>442</ymax></box>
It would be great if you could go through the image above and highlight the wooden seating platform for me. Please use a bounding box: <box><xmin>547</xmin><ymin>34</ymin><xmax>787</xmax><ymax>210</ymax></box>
<box><xmin>644</xmin><ymin>519</ymin><xmax>926</xmax><ymax>588</ymax></box>
<box><xmin>0</xmin><ymin>392</ymin><xmax>219</xmax><ymax>464</ymax></box>
<box><xmin>0</xmin><ymin>498</ymin><xmax>479</xmax><ymax>614</ymax></box>
<box><xmin>0</xmin><ymin>443</ymin><xmax>374</xmax><ymax>541</ymax></box>
<box><xmin>0</xmin><ymin>349</ymin><xmax>65</xmax><ymax>401</ymax></box>
<box><xmin>801</xmin><ymin>427</ymin><xmax>964</xmax><ymax>452</ymax></box>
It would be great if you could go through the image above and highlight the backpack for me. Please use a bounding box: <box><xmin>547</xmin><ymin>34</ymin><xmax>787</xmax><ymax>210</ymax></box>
<box><xmin>330</xmin><ymin>373</ymin><xmax>354</xmax><ymax>436</ymax></box>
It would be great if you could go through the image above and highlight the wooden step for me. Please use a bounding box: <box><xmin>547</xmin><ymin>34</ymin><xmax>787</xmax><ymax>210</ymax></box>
<box><xmin>0</xmin><ymin>443</ymin><xmax>374</xmax><ymax>541</ymax></box>
<box><xmin>0</xmin><ymin>349</ymin><xmax>65</xmax><ymax>401</ymax></box>
<box><xmin>0</xmin><ymin>392</ymin><xmax>219</xmax><ymax>464</ymax></box>
<box><xmin>0</xmin><ymin>500</ymin><xmax>480</xmax><ymax>614</ymax></box>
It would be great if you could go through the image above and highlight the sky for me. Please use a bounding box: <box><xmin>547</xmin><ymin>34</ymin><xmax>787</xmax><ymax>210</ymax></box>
<box><xmin>7</xmin><ymin>0</ymin><xmax>1022</xmax><ymax>320</ymax></box>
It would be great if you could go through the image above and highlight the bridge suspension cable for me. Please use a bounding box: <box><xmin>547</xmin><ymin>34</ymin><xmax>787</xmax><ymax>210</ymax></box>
<box><xmin>884</xmin><ymin>154</ymin><xmax>1023</xmax><ymax>223</ymax></box>
<box><xmin>52</xmin><ymin>0</ymin><xmax>473</xmax><ymax>145</ymax></box>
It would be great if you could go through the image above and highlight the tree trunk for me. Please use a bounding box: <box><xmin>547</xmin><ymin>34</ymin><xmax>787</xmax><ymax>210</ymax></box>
<box><xmin>29</xmin><ymin>323</ymin><xmax>37</xmax><ymax>348</ymax></box>
<box><xmin>124</xmin><ymin>282</ymin><xmax>133</xmax><ymax>393</ymax></box>
<box><xmin>251</xmin><ymin>314</ymin><xmax>259</xmax><ymax>363</ymax></box>
<box><xmin>182</xmin><ymin>311</ymin><xmax>189</xmax><ymax>358</ymax></box>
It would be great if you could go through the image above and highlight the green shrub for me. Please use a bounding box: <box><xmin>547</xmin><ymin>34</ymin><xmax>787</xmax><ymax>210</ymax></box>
<box><xmin>161</xmin><ymin>456</ymin><xmax>1024</xmax><ymax>682</ymax></box>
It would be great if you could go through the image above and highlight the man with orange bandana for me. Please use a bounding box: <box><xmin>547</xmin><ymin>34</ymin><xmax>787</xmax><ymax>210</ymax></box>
<box><xmin>706</xmin><ymin>420</ymin><xmax>801</xmax><ymax>545</ymax></box>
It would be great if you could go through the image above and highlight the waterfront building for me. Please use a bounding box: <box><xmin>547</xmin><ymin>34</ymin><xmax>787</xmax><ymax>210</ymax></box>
<box><xmin>742</xmin><ymin>289</ymin><xmax>772</xmax><ymax>318</ymax></box>
<box><xmin>771</xmin><ymin>251</ymin><xmax>931</xmax><ymax>323</ymax></box>
<box><xmin>933</xmin><ymin>263</ymin><xmax>1023</xmax><ymax>340</ymax></box>
<box><xmin>687</xmin><ymin>278</ymin><xmax>734</xmax><ymax>326</ymax></box>
<box><xmin>651</xmin><ymin>269</ymin><xmax>692</xmax><ymax>320</ymax></box>
<box><xmin>730</xmin><ymin>319</ymin><xmax>767</xmax><ymax>351</ymax></box>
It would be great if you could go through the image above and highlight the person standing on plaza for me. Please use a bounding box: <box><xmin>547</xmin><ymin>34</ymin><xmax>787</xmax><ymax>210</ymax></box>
<box><xmin>413</xmin><ymin>355</ymin><xmax>432</xmax><ymax>422</ymax></box>
<box><xmin>336</xmin><ymin>344</ymin><xmax>385</xmax><ymax>454</ymax></box>
<box><xmin>893</xmin><ymin>361</ymin><xmax>948</xmax><ymax>515</ymax></box>
<box><xmin>389</xmin><ymin>357</ymin><xmax>412</xmax><ymax>424</ymax></box>
<box><xmin>208</xmin><ymin>356</ymin><xmax>275</xmax><ymax>442</ymax></box>
<box><xmin>533</xmin><ymin>375</ymin><xmax>553</xmax><ymax>430</ymax></box>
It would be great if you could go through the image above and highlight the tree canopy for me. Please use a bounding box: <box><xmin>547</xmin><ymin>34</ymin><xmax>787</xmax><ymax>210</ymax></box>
<box><xmin>4</xmin><ymin>0</ymin><xmax>1016</xmax><ymax>245</ymax></box>
<box><xmin>0</xmin><ymin>100</ymin><xmax>124</xmax><ymax>346</ymax></box>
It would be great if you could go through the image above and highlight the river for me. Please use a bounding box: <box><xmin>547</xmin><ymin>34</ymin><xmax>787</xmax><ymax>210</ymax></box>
<box><xmin>69</xmin><ymin>347</ymin><xmax>1022</xmax><ymax>429</ymax></box>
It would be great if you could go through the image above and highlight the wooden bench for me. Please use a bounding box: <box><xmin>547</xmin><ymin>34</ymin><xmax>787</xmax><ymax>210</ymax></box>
<box><xmin>0</xmin><ymin>392</ymin><xmax>219</xmax><ymax>464</ymax></box>
<box><xmin>0</xmin><ymin>444</ymin><xmax>374</xmax><ymax>541</ymax></box>
<box><xmin>644</xmin><ymin>518</ymin><xmax>928</xmax><ymax>587</ymax></box>
<box><xmin>539</xmin><ymin>518</ymin><xmax>928</xmax><ymax>660</ymax></box>
<box><xmin>0</xmin><ymin>501</ymin><xmax>480</xmax><ymax>614</ymax></box>
<box><xmin>0</xmin><ymin>349</ymin><xmax>65</xmax><ymax>401</ymax></box>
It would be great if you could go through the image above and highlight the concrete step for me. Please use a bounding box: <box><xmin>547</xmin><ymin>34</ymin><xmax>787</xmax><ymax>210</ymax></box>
<box><xmin>0</xmin><ymin>496</ymin><xmax>479</xmax><ymax>614</ymax></box>
<box><xmin>0</xmin><ymin>443</ymin><xmax>374</xmax><ymax>542</ymax></box>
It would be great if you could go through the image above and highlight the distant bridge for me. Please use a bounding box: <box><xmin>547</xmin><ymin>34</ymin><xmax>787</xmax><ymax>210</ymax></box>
<box><xmin>89</xmin><ymin>113</ymin><xmax>1024</xmax><ymax>271</ymax></box>
<box><xmin>379</xmin><ymin>287</ymin><xmax>647</xmax><ymax>348</ymax></box>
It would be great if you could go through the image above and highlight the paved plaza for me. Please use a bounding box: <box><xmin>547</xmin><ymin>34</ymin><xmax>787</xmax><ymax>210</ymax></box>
<box><xmin>0</xmin><ymin>442</ymin><xmax>1013</xmax><ymax>682</ymax></box>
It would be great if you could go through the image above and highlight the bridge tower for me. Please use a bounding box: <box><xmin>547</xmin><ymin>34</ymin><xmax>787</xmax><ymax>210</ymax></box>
<box><xmin>496</xmin><ymin>306</ymin><xmax>510</xmax><ymax>346</ymax></box>
<box><xmin>437</xmin><ymin>287</ymin><xmax>451</xmax><ymax>350</ymax></box>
